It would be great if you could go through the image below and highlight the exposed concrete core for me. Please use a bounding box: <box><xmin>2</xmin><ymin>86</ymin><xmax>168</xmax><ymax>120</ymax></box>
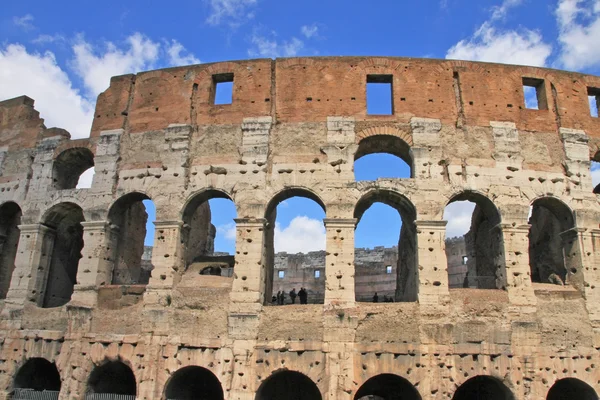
<box><xmin>0</xmin><ymin>202</ymin><xmax>21</xmax><ymax>299</ymax></box>
<box><xmin>42</xmin><ymin>203</ymin><xmax>84</xmax><ymax>308</ymax></box>
<box><xmin>13</xmin><ymin>358</ymin><xmax>61</xmax><ymax>392</ymax></box>
<box><xmin>451</xmin><ymin>376</ymin><xmax>514</xmax><ymax>400</ymax></box>
<box><xmin>256</xmin><ymin>371</ymin><xmax>322</xmax><ymax>400</ymax></box>
<box><xmin>354</xmin><ymin>374</ymin><xmax>422</xmax><ymax>400</ymax></box>
<box><xmin>546</xmin><ymin>378</ymin><xmax>599</xmax><ymax>400</ymax></box>
<box><xmin>87</xmin><ymin>361</ymin><xmax>136</xmax><ymax>395</ymax></box>
<box><xmin>165</xmin><ymin>366</ymin><xmax>224</xmax><ymax>400</ymax></box>
<box><xmin>52</xmin><ymin>147</ymin><xmax>94</xmax><ymax>189</ymax></box>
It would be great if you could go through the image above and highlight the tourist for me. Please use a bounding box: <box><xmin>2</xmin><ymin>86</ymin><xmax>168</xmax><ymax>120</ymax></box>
<box><xmin>289</xmin><ymin>288</ymin><xmax>297</xmax><ymax>304</ymax></box>
<box><xmin>373</xmin><ymin>292</ymin><xmax>378</xmax><ymax>303</ymax></box>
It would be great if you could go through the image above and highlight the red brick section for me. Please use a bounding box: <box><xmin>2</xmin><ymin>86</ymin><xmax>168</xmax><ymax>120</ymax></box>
<box><xmin>0</xmin><ymin>96</ymin><xmax>44</xmax><ymax>150</ymax></box>
<box><xmin>3</xmin><ymin>57</ymin><xmax>600</xmax><ymax>146</ymax></box>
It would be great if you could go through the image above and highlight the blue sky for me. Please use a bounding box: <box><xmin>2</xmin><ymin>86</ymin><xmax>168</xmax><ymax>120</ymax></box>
<box><xmin>2</xmin><ymin>0</ymin><xmax>600</xmax><ymax>254</ymax></box>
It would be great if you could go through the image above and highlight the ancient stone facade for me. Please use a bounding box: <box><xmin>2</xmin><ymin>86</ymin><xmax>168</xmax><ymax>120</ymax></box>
<box><xmin>0</xmin><ymin>57</ymin><xmax>599</xmax><ymax>399</ymax></box>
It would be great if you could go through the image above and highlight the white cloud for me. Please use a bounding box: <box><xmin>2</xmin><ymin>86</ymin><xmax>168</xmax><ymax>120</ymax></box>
<box><xmin>76</xmin><ymin>167</ymin><xmax>95</xmax><ymax>188</ymax></box>
<box><xmin>32</xmin><ymin>34</ymin><xmax>66</xmax><ymax>45</ymax></box>
<box><xmin>166</xmin><ymin>40</ymin><xmax>201</xmax><ymax>66</ymax></box>
<box><xmin>443</xmin><ymin>201</ymin><xmax>476</xmax><ymax>238</ymax></box>
<box><xmin>216</xmin><ymin>222</ymin><xmax>237</xmax><ymax>241</ymax></box>
<box><xmin>491</xmin><ymin>0</ymin><xmax>524</xmax><ymax>20</ymax></box>
<box><xmin>556</xmin><ymin>0</ymin><xmax>600</xmax><ymax>70</ymax></box>
<box><xmin>301</xmin><ymin>24</ymin><xmax>319</xmax><ymax>39</ymax></box>
<box><xmin>274</xmin><ymin>216</ymin><xmax>325</xmax><ymax>253</ymax></box>
<box><xmin>0</xmin><ymin>44</ymin><xmax>94</xmax><ymax>138</ymax></box>
<box><xmin>205</xmin><ymin>0</ymin><xmax>257</xmax><ymax>26</ymax></box>
<box><xmin>72</xmin><ymin>33</ymin><xmax>161</xmax><ymax>98</ymax></box>
<box><xmin>446</xmin><ymin>22</ymin><xmax>552</xmax><ymax>67</ymax></box>
<box><xmin>13</xmin><ymin>14</ymin><xmax>35</xmax><ymax>31</ymax></box>
<box><xmin>248</xmin><ymin>32</ymin><xmax>304</xmax><ymax>58</ymax></box>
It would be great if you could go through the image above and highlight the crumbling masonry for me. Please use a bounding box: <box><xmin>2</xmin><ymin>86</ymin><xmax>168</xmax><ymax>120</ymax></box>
<box><xmin>0</xmin><ymin>57</ymin><xmax>599</xmax><ymax>399</ymax></box>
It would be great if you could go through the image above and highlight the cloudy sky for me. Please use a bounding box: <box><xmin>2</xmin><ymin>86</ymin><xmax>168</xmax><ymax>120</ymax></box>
<box><xmin>2</xmin><ymin>0</ymin><xmax>600</xmax><ymax>253</ymax></box>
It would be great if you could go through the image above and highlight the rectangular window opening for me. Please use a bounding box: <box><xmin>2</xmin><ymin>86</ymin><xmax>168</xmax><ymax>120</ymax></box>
<box><xmin>212</xmin><ymin>73</ymin><xmax>234</xmax><ymax>105</ymax></box>
<box><xmin>462</xmin><ymin>256</ymin><xmax>468</xmax><ymax>265</ymax></box>
<box><xmin>314</xmin><ymin>270</ymin><xmax>320</xmax><ymax>279</ymax></box>
<box><xmin>588</xmin><ymin>87</ymin><xmax>600</xmax><ymax>117</ymax></box>
<box><xmin>278</xmin><ymin>270</ymin><xmax>285</xmax><ymax>279</ymax></box>
<box><xmin>522</xmin><ymin>77</ymin><xmax>547</xmax><ymax>110</ymax></box>
<box><xmin>367</xmin><ymin>74</ymin><xmax>393</xmax><ymax>115</ymax></box>
<box><xmin>386</xmin><ymin>265</ymin><xmax>392</xmax><ymax>274</ymax></box>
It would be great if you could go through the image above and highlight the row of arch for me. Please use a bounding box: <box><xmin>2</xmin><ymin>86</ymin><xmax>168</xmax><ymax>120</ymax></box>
<box><xmin>12</xmin><ymin>357</ymin><xmax>599</xmax><ymax>399</ymax></box>
<box><xmin>0</xmin><ymin>183</ymin><xmax>586</xmax><ymax>307</ymax></box>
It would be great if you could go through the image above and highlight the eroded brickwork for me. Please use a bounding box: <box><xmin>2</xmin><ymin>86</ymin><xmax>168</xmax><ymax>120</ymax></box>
<box><xmin>0</xmin><ymin>57</ymin><xmax>598</xmax><ymax>399</ymax></box>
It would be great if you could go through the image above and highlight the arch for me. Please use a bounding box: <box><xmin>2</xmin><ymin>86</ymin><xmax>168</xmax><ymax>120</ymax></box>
<box><xmin>53</xmin><ymin>147</ymin><xmax>94</xmax><ymax>190</ymax></box>
<box><xmin>87</xmin><ymin>361</ymin><xmax>136</xmax><ymax>397</ymax></box>
<box><xmin>355</xmin><ymin>134</ymin><xmax>413</xmax><ymax>174</ymax></box>
<box><xmin>13</xmin><ymin>358</ymin><xmax>61</xmax><ymax>396</ymax></box>
<box><xmin>107</xmin><ymin>192</ymin><xmax>154</xmax><ymax>285</ymax></box>
<box><xmin>547</xmin><ymin>378</ymin><xmax>598</xmax><ymax>400</ymax></box>
<box><xmin>0</xmin><ymin>201</ymin><xmax>22</xmax><ymax>299</ymax></box>
<box><xmin>264</xmin><ymin>187</ymin><xmax>326</xmax><ymax>219</ymax></box>
<box><xmin>41</xmin><ymin>202</ymin><xmax>85</xmax><ymax>308</ymax></box>
<box><xmin>445</xmin><ymin>191</ymin><xmax>505</xmax><ymax>290</ymax></box>
<box><xmin>354</xmin><ymin>189</ymin><xmax>417</xmax><ymax>302</ymax></box>
<box><xmin>452</xmin><ymin>376</ymin><xmax>514</xmax><ymax>400</ymax></box>
<box><xmin>354</xmin><ymin>373</ymin><xmax>421</xmax><ymax>400</ymax></box>
<box><xmin>255</xmin><ymin>370</ymin><xmax>322</xmax><ymax>400</ymax></box>
<box><xmin>529</xmin><ymin>196</ymin><xmax>577</xmax><ymax>286</ymax></box>
<box><xmin>182</xmin><ymin>189</ymin><xmax>234</xmax><ymax>223</ymax></box>
<box><xmin>164</xmin><ymin>366</ymin><xmax>224</xmax><ymax>400</ymax></box>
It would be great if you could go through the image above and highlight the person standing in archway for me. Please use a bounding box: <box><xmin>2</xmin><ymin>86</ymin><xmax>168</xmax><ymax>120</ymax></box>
<box><xmin>290</xmin><ymin>288</ymin><xmax>297</xmax><ymax>304</ymax></box>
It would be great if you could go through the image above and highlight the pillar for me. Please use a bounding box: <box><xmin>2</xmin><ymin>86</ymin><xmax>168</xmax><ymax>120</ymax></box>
<box><xmin>415</xmin><ymin>220</ymin><xmax>450</xmax><ymax>308</ymax></box>
<box><xmin>70</xmin><ymin>221</ymin><xmax>117</xmax><ymax>307</ymax></box>
<box><xmin>323</xmin><ymin>218</ymin><xmax>357</xmax><ymax>306</ymax></box>
<box><xmin>501</xmin><ymin>223</ymin><xmax>536</xmax><ymax>308</ymax></box>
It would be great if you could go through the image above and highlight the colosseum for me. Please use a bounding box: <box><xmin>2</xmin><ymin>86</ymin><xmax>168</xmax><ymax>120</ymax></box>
<box><xmin>0</xmin><ymin>56</ymin><xmax>599</xmax><ymax>400</ymax></box>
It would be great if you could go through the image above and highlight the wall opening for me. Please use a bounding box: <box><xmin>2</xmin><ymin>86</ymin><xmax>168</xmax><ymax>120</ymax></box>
<box><xmin>212</xmin><ymin>73</ymin><xmax>234</xmax><ymax>105</ymax></box>
<box><xmin>528</xmin><ymin>197</ymin><xmax>576</xmax><ymax>287</ymax></box>
<box><xmin>355</xmin><ymin>135</ymin><xmax>413</xmax><ymax>180</ymax></box>
<box><xmin>444</xmin><ymin>192</ymin><xmax>505</xmax><ymax>289</ymax></box>
<box><xmin>182</xmin><ymin>190</ymin><xmax>237</xmax><ymax>278</ymax></box>
<box><xmin>41</xmin><ymin>202</ymin><xmax>85</xmax><ymax>308</ymax></box>
<box><xmin>547</xmin><ymin>378</ymin><xmax>598</xmax><ymax>400</ymax></box>
<box><xmin>107</xmin><ymin>193</ymin><xmax>155</xmax><ymax>285</ymax></box>
<box><xmin>164</xmin><ymin>366</ymin><xmax>224</xmax><ymax>400</ymax></box>
<box><xmin>0</xmin><ymin>202</ymin><xmax>21</xmax><ymax>299</ymax></box>
<box><xmin>522</xmin><ymin>77</ymin><xmax>547</xmax><ymax>110</ymax></box>
<box><xmin>87</xmin><ymin>361</ymin><xmax>136</xmax><ymax>398</ymax></box>
<box><xmin>53</xmin><ymin>148</ymin><xmax>94</xmax><ymax>190</ymax></box>
<box><xmin>264</xmin><ymin>190</ymin><xmax>326</xmax><ymax>305</ymax></box>
<box><xmin>256</xmin><ymin>370</ymin><xmax>322</xmax><ymax>400</ymax></box>
<box><xmin>591</xmin><ymin>153</ymin><xmax>600</xmax><ymax>193</ymax></box>
<box><xmin>367</xmin><ymin>74</ymin><xmax>393</xmax><ymax>115</ymax></box>
<box><xmin>452</xmin><ymin>376</ymin><xmax>514</xmax><ymax>400</ymax></box>
<box><xmin>354</xmin><ymin>189</ymin><xmax>417</xmax><ymax>302</ymax></box>
<box><xmin>354</xmin><ymin>374</ymin><xmax>421</xmax><ymax>400</ymax></box>
<box><xmin>13</xmin><ymin>358</ymin><xmax>61</xmax><ymax>398</ymax></box>
<box><xmin>76</xmin><ymin>167</ymin><xmax>95</xmax><ymax>189</ymax></box>
<box><xmin>588</xmin><ymin>87</ymin><xmax>600</xmax><ymax>117</ymax></box>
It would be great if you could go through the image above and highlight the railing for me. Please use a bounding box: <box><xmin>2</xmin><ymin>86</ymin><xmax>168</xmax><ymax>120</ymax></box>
<box><xmin>11</xmin><ymin>389</ymin><xmax>59</xmax><ymax>400</ymax></box>
<box><xmin>85</xmin><ymin>394</ymin><xmax>136</xmax><ymax>400</ymax></box>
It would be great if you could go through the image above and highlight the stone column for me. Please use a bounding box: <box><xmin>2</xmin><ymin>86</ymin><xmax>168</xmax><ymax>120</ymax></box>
<box><xmin>560</xmin><ymin>227</ymin><xmax>586</xmax><ymax>291</ymax></box>
<box><xmin>70</xmin><ymin>221</ymin><xmax>117</xmax><ymax>307</ymax></box>
<box><xmin>501</xmin><ymin>224</ymin><xmax>536</xmax><ymax>308</ymax></box>
<box><xmin>5</xmin><ymin>224</ymin><xmax>55</xmax><ymax>307</ymax></box>
<box><xmin>584</xmin><ymin>229</ymin><xmax>600</xmax><ymax>335</ymax></box>
<box><xmin>415</xmin><ymin>220</ymin><xmax>450</xmax><ymax>308</ymax></box>
<box><xmin>144</xmin><ymin>220</ymin><xmax>183</xmax><ymax>305</ymax></box>
<box><xmin>323</xmin><ymin>218</ymin><xmax>357</xmax><ymax>306</ymax></box>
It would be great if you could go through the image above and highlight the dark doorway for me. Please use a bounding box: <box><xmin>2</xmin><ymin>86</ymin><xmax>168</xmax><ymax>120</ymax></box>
<box><xmin>165</xmin><ymin>366</ymin><xmax>224</xmax><ymax>400</ymax></box>
<box><xmin>256</xmin><ymin>370</ymin><xmax>322</xmax><ymax>400</ymax></box>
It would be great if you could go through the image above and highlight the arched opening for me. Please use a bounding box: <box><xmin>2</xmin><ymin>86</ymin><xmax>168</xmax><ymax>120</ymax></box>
<box><xmin>354</xmin><ymin>135</ymin><xmax>413</xmax><ymax>180</ymax></box>
<box><xmin>547</xmin><ymin>378</ymin><xmax>598</xmax><ymax>400</ymax></box>
<box><xmin>53</xmin><ymin>147</ymin><xmax>94</xmax><ymax>190</ymax></box>
<box><xmin>0</xmin><ymin>202</ymin><xmax>21</xmax><ymax>299</ymax></box>
<box><xmin>591</xmin><ymin>152</ymin><xmax>600</xmax><ymax>194</ymax></box>
<box><xmin>354</xmin><ymin>189</ymin><xmax>417</xmax><ymax>302</ymax></box>
<box><xmin>107</xmin><ymin>193</ymin><xmax>155</xmax><ymax>285</ymax></box>
<box><xmin>354</xmin><ymin>374</ymin><xmax>421</xmax><ymax>400</ymax></box>
<box><xmin>444</xmin><ymin>192</ymin><xmax>505</xmax><ymax>289</ymax></box>
<box><xmin>182</xmin><ymin>190</ymin><xmax>237</xmax><ymax>277</ymax></box>
<box><xmin>41</xmin><ymin>202</ymin><xmax>85</xmax><ymax>308</ymax></box>
<box><xmin>164</xmin><ymin>366</ymin><xmax>224</xmax><ymax>400</ymax></box>
<box><xmin>529</xmin><ymin>197</ymin><xmax>576</xmax><ymax>286</ymax></box>
<box><xmin>76</xmin><ymin>167</ymin><xmax>95</xmax><ymax>189</ymax></box>
<box><xmin>12</xmin><ymin>358</ymin><xmax>61</xmax><ymax>399</ymax></box>
<box><xmin>264</xmin><ymin>189</ymin><xmax>326</xmax><ymax>305</ymax></box>
<box><xmin>256</xmin><ymin>370</ymin><xmax>322</xmax><ymax>400</ymax></box>
<box><xmin>452</xmin><ymin>376</ymin><xmax>514</xmax><ymax>400</ymax></box>
<box><xmin>87</xmin><ymin>361</ymin><xmax>136</xmax><ymax>398</ymax></box>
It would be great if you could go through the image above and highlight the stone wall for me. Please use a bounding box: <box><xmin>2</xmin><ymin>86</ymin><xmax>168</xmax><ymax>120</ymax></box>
<box><xmin>0</xmin><ymin>57</ymin><xmax>599</xmax><ymax>400</ymax></box>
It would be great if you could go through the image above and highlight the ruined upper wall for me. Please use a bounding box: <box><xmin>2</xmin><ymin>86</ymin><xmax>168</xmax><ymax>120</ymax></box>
<box><xmin>86</xmin><ymin>57</ymin><xmax>600</xmax><ymax>138</ymax></box>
